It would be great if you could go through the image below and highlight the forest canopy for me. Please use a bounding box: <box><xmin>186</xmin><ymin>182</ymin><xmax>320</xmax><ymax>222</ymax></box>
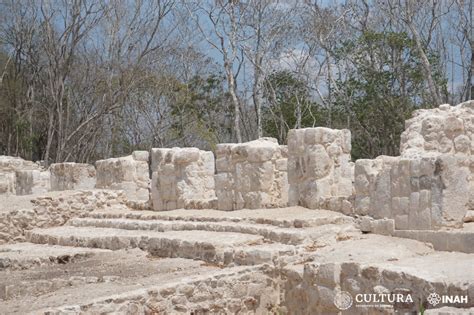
<box><xmin>0</xmin><ymin>0</ymin><xmax>471</xmax><ymax>163</ymax></box>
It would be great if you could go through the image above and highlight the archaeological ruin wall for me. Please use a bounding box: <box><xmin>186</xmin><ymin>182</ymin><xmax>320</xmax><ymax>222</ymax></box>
<box><xmin>287</xmin><ymin>127</ymin><xmax>354</xmax><ymax>214</ymax></box>
<box><xmin>354</xmin><ymin>101</ymin><xmax>474</xmax><ymax>231</ymax></box>
<box><xmin>150</xmin><ymin>147</ymin><xmax>216</xmax><ymax>211</ymax></box>
<box><xmin>214</xmin><ymin>138</ymin><xmax>288</xmax><ymax>210</ymax></box>
<box><xmin>95</xmin><ymin>151</ymin><xmax>150</xmax><ymax>202</ymax></box>
<box><xmin>1</xmin><ymin>101</ymin><xmax>472</xmax><ymax>228</ymax></box>
<box><xmin>0</xmin><ymin>156</ymin><xmax>49</xmax><ymax>196</ymax></box>
<box><xmin>400</xmin><ymin>102</ymin><xmax>474</xmax><ymax>157</ymax></box>
<box><xmin>15</xmin><ymin>169</ymin><xmax>50</xmax><ymax>196</ymax></box>
<box><xmin>49</xmin><ymin>162</ymin><xmax>97</xmax><ymax>191</ymax></box>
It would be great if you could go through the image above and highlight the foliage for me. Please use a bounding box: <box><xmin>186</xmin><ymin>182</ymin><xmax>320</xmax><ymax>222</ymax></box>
<box><xmin>262</xmin><ymin>70</ymin><xmax>325</xmax><ymax>143</ymax></box>
<box><xmin>331</xmin><ymin>31</ymin><xmax>447</xmax><ymax>159</ymax></box>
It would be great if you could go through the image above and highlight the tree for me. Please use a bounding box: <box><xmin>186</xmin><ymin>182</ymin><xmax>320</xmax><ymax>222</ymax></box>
<box><xmin>333</xmin><ymin>31</ymin><xmax>447</xmax><ymax>158</ymax></box>
<box><xmin>186</xmin><ymin>0</ymin><xmax>246</xmax><ymax>143</ymax></box>
<box><xmin>263</xmin><ymin>70</ymin><xmax>323</xmax><ymax>143</ymax></box>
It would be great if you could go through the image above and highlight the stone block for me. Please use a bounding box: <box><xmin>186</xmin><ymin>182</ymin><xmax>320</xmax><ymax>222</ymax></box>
<box><xmin>151</xmin><ymin>147</ymin><xmax>216</xmax><ymax>211</ymax></box>
<box><xmin>315</xmin><ymin>263</ymin><xmax>340</xmax><ymax>288</ymax></box>
<box><xmin>288</xmin><ymin>128</ymin><xmax>353</xmax><ymax>211</ymax></box>
<box><xmin>215</xmin><ymin>138</ymin><xmax>288</xmax><ymax>210</ymax></box>
<box><xmin>394</xmin><ymin>214</ymin><xmax>409</xmax><ymax>230</ymax></box>
<box><xmin>15</xmin><ymin>170</ymin><xmax>50</xmax><ymax>195</ymax></box>
<box><xmin>0</xmin><ymin>172</ymin><xmax>16</xmax><ymax>195</ymax></box>
<box><xmin>95</xmin><ymin>152</ymin><xmax>150</xmax><ymax>202</ymax></box>
<box><xmin>49</xmin><ymin>163</ymin><xmax>96</xmax><ymax>191</ymax></box>
<box><xmin>132</xmin><ymin>151</ymin><xmax>149</xmax><ymax>162</ymax></box>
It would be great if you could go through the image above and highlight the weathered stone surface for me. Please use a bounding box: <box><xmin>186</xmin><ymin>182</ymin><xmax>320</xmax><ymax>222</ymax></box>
<box><xmin>15</xmin><ymin>170</ymin><xmax>50</xmax><ymax>195</ymax></box>
<box><xmin>1</xmin><ymin>102</ymin><xmax>474</xmax><ymax>314</ymax></box>
<box><xmin>401</xmin><ymin>101</ymin><xmax>474</xmax><ymax>157</ymax></box>
<box><xmin>49</xmin><ymin>162</ymin><xmax>96</xmax><ymax>191</ymax></box>
<box><xmin>0</xmin><ymin>172</ymin><xmax>15</xmax><ymax>195</ymax></box>
<box><xmin>95</xmin><ymin>151</ymin><xmax>150</xmax><ymax>202</ymax></box>
<box><xmin>354</xmin><ymin>102</ymin><xmax>474</xmax><ymax>230</ymax></box>
<box><xmin>0</xmin><ymin>190</ymin><xmax>127</xmax><ymax>244</ymax></box>
<box><xmin>287</xmin><ymin>128</ymin><xmax>353</xmax><ymax>212</ymax></box>
<box><xmin>0</xmin><ymin>156</ymin><xmax>44</xmax><ymax>195</ymax></box>
<box><xmin>0</xmin><ymin>155</ymin><xmax>41</xmax><ymax>172</ymax></box>
<box><xmin>1</xmin><ymin>201</ymin><xmax>474</xmax><ymax>314</ymax></box>
<box><xmin>33</xmin><ymin>266</ymin><xmax>279</xmax><ymax>315</ymax></box>
<box><xmin>354</xmin><ymin>152</ymin><xmax>472</xmax><ymax>230</ymax></box>
<box><xmin>151</xmin><ymin>147</ymin><xmax>216</xmax><ymax>211</ymax></box>
<box><xmin>215</xmin><ymin>138</ymin><xmax>288</xmax><ymax>210</ymax></box>
<box><xmin>464</xmin><ymin>210</ymin><xmax>474</xmax><ymax>223</ymax></box>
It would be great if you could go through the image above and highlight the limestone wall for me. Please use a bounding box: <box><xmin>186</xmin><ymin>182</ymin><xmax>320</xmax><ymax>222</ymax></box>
<box><xmin>15</xmin><ymin>170</ymin><xmax>50</xmax><ymax>195</ymax></box>
<box><xmin>215</xmin><ymin>138</ymin><xmax>288</xmax><ymax>210</ymax></box>
<box><xmin>401</xmin><ymin>101</ymin><xmax>474</xmax><ymax>157</ymax></box>
<box><xmin>151</xmin><ymin>147</ymin><xmax>216</xmax><ymax>211</ymax></box>
<box><xmin>355</xmin><ymin>102</ymin><xmax>474</xmax><ymax>230</ymax></box>
<box><xmin>0</xmin><ymin>173</ymin><xmax>15</xmax><ymax>195</ymax></box>
<box><xmin>287</xmin><ymin>128</ymin><xmax>353</xmax><ymax>213</ymax></box>
<box><xmin>0</xmin><ymin>190</ymin><xmax>127</xmax><ymax>244</ymax></box>
<box><xmin>96</xmin><ymin>151</ymin><xmax>150</xmax><ymax>202</ymax></box>
<box><xmin>49</xmin><ymin>163</ymin><xmax>96</xmax><ymax>191</ymax></box>
<box><xmin>0</xmin><ymin>156</ymin><xmax>45</xmax><ymax>195</ymax></box>
<box><xmin>355</xmin><ymin>155</ymin><xmax>472</xmax><ymax>229</ymax></box>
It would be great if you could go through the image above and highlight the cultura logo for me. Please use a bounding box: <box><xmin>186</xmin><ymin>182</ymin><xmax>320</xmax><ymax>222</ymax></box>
<box><xmin>427</xmin><ymin>293</ymin><xmax>441</xmax><ymax>306</ymax></box>
<box><xmin>334</xmin><ymin>291</ymin><xmax>353</xmax><ymax>310</ymax></box>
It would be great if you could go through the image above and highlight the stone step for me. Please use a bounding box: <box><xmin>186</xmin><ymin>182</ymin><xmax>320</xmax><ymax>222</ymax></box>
<box><xmin>25</xmin><ymin>226</ymin><xmax>295</xmax><ymax>266</ymax></box>
<box><xmin>0</xmin><ymin>243</ymin><xmax>110</xmax><ymax>271</ymax></box>
<box><xmin>279</xmin><ymin>234</ymin><xmax>474</xmax><ymax>314</ymax></box>
<box><xmin>68</xmin><ymin>217</ymin><xmax>308</xmax><ymax>245</ymax></box>
<box><xmin>8</xmin><ymin>244</ymin><xmax>473</xmax><ymax>315</ymax></box>
<box><xmin>393</xmin><ymin>228</ymin><xmax>474</xmax><ymax>254</ymax></box>
<box><xmin>281</xmin><ymin>251</ymin><xmax>474</xmax><ymax>314</ymax></box>
<box><xmin>19</xmin><ymin>265</ymin><xmax>268</xmax><ymax>315</ymax></box>
<box><xmin>0</xmin><ymin>248</ymin><xmax>225</xmax><ymax>313</ymax></box>
<box><xmin>359</xmin><ymin>218</ymin><xmax>474</xmax><ymax>254</ymax></box>
<box><xmin>80</xmin><ymin>207</ymin><xmax>354</xmax><ymax>228</ymax></box>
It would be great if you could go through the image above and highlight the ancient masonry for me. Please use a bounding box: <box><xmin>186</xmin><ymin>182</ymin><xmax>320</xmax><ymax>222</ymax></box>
<box><xmin>95</xmin><ymin>151</ymin><xmax>150</xmax><ymax>202</ymax></box>
<box><xmin>287</xmin><ymin>127</ymin><xmax>353</xmax><ymax>214</ymax></box>
<box><xmin>0</xmin><ymin>101</ymin><xmax>473</xmax><ymax>314</ymax></box>
<box><xmin>215</xmin><ymin>138</ymin><xmax>288</xmax><ymax>210</ymax></box>
<box><xmin>150</xmin><ymin>147</ymin><xmax>216</xmax><ymax>210</ymax></box>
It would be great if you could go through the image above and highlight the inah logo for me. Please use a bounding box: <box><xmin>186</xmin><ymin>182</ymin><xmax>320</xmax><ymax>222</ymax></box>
<box><xmin>426</xmin><ymin>292</ymin><xmax>468</xmax><ymax>306</ymax></box>
<box><xmin>427</xmin><ymin>293</ymin><xmax>441</xmax><ymax>306</ymax></box>
<box><xmin>334</xmin><ymin>291</ymin><xmax>353</xmax><ymax>310</ymax></box>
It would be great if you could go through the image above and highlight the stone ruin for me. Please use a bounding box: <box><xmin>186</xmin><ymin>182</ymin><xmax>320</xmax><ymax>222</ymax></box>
<box><xmin>96</xmin><ymin>151</ymin><xmax>150</xmax><ymax>202</ymax></box>
<box><xmin>150</xmin><ymin>147</ymin><xmax>216</xmax><ymax>210</ymax></box>
<box><xmin>49</xmin><ymin>163</ymin><xmax>96</xmax><ymax>191</ymax></box>
<box><xmin>355</xmin><ymin>101</ymin><xmax>474</xmax><ymax>233</ymax></box>
<box><xmin>287</xmin><ymin>128</ymin><xmax>353</xmax><ymax>214</ymax></box>
<box><xmin>400</xmin><ymin>102</ymin><xmax>473</xmax><ymax>157</ymax></box>
<box><xmin>0</xmin><ymin>101</ymin><xmax>473</xmax><ymax>314</ymax></box>
<box><xmin>215</xmin><ymin>138</ymin><xmax>288</xmax><ymax>210</ymax></box>
<box><xmin>0</xmin><ymin>155</ymin><xmax>49</xmax><ymax>195</ymax></box>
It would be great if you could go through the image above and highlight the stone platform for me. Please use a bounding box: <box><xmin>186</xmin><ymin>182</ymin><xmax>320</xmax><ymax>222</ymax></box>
<box><xmin>1</xmin><ymin>204</ymin><xmax>473</xmax><ymax>314</ymax></box>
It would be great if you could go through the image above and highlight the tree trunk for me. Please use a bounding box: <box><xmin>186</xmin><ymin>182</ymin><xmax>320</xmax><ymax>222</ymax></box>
<box><xmin>44</xmin><ymin>110</ymin><xmax>55</xmax><ymax>166</ymax></box>
<box><xmin>225</xmin><ymin>63</ymin><xmax>242</xmax><ymax>143</ymax></box>
<box><xmin>253</xmin><ymin>65</ymin><xmax>263</xmax><ymax>138</ymax></box>
<box><xmin>470</xmin><ymin>42</ymin><xmax>474</xmax><ymax>100</ymax></box>
<box><xmin>407</xmin><ymin>22</ymin><xmax>442</xmax><ymax>105</ymax></box>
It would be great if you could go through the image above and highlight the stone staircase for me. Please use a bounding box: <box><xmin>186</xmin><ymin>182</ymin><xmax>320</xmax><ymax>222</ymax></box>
<box><xmin>1</xmin><ymin>207</ymin><xmax>474</xmax><ymax>314</ymax></box>
<box><xmin>24</xmin><ymin>207</ymin><xmax>357</xmax><ymax>267</ymax></box>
